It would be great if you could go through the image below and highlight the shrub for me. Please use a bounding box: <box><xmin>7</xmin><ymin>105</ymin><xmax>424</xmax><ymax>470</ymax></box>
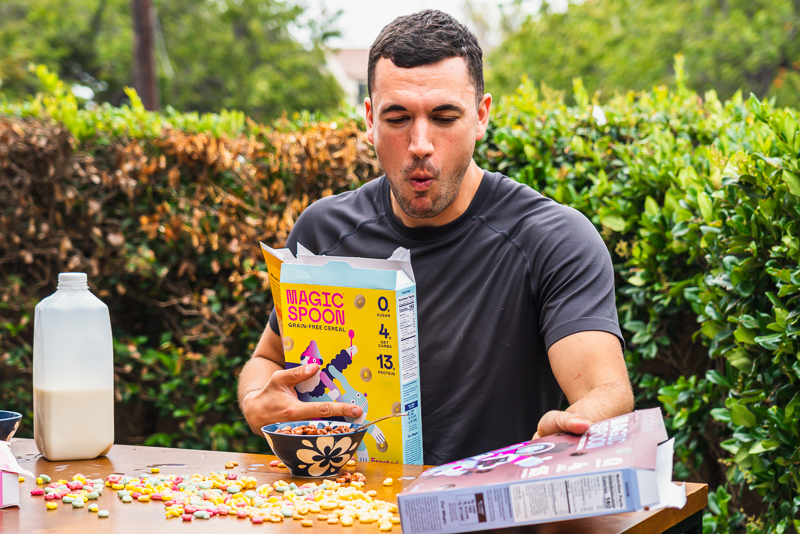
<box><xmin>2</xmin><ymin>64</ymin><xmax>799</xmax><ymax>531</ymax></box>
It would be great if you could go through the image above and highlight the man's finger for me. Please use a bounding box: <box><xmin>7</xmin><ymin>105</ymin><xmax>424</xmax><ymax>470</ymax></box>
<box><xmin>291</xmin><ymin>400</ymin><xmax>362</xmax><ymax>421</ymax></box>
<box><xmin>276</xmin><ymin>364</ymin><xmax>320</xmax><ymax>386</ymax></box>
<box><xmin>536</xmin><ymin>410</ymin><xmax>591</xmax><ymax>438</ymax></box>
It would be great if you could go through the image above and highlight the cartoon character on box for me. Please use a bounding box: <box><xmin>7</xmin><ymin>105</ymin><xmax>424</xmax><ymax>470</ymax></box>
<box><xmin>328</xmin><ymin>366</ymin><xmax>386</xmax><ymax>461</ymax></box>
<box><xmin>422</xmin><ymin>440</ymin><xmax>575</xmax><ymax>477</ymax></box>
<box><xmin>294</xmin><ymin>336</ymin><xmax>386</xmax><ymax>461</ymax></box>
<box><xmin>295</xmin><ymin>340</ymin><xmax>345</xmax><ymax>402</ymax></box>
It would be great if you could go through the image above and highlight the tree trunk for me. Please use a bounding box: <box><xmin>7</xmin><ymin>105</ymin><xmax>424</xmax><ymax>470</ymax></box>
<box><xmin>131</xmin><ymin>0</ymin><xmax>159</xmax><ymax>110</ymax></box>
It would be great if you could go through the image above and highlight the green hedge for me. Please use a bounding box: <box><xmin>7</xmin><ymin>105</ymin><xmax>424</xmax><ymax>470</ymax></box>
<box><xmin>2</xmin><ymin>64</ymin><xmax>799</xmax><ymax>532</ymax></box>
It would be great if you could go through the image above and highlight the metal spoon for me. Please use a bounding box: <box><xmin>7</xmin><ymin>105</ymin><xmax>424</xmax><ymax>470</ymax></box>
<box><xmin>353</xmin><ymin>412</ymin><xmax>408</xmax><ymax>432</ymax></box>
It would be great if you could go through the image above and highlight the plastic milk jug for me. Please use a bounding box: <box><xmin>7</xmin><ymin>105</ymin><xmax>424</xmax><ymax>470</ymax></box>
<box><xmin>33</xmin><ymin>273</ymin><xmax>114</xmax><ymax>461</ymax></box>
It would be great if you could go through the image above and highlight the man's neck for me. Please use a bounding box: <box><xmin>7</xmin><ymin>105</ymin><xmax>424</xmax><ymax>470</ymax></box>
<box><xmin>390</xmin><ymin>160</ymin><xmax>484</xmax><ymax>228</ymax></box>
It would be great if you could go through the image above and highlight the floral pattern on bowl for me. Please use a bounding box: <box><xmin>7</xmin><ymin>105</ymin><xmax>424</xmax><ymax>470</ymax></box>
<box><xmin>0</xmin><ymin>411</ymin><xmax>22</xmax><ymax>441</ymax></box>
<box><xmin>262</xmin><ymin>421</ymin><xmax>367</xmax><ymax>478</ymax></box>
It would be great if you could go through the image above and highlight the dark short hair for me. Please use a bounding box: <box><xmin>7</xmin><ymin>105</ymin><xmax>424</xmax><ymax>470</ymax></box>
<box><xmin>368</xmin><ymin>10</ymin><xmax>484</xmax><ymax>106</ymax></box>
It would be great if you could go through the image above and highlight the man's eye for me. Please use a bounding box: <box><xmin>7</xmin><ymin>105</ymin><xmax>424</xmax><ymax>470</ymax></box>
<box><xmin>435</xmin><ymin>117</ymin><xmax>458</xmax><ymax>123</ymax></box>
<box><xmin>385</xmin><ymin>117</ymin><xmax>408</xmax><ymax>124</ymax></box>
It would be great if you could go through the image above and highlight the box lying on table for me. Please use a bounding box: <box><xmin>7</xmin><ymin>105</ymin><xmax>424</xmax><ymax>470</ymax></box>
<box><xmin>398</xmin><ymin>408</ymin><xmax>687</xmax><ymax>533</ymax></box>
<box><xmin>261</xmin><ymin>243</ymin><xmax>423</xmax><ymax>465</ymax></box>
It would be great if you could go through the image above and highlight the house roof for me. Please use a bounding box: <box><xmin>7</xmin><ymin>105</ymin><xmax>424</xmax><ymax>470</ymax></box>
<box><xmin>334</xmin><ymin>49</ymin><xmax>369</xmax><ymax>81</ymax></box>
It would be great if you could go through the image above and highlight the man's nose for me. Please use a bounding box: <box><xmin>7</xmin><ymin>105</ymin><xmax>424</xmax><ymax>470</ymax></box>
<box><xmin>408</xmin><ymin>119</ymin><xmax>434</xmax><ymax>158</ymax></box>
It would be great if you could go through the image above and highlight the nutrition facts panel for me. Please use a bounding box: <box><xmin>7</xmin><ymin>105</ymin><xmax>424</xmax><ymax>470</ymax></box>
<box><xmin>510</xmin><ymin>471</ymin><xmax>627</xmax><ymax>522</ymax></box>
<box><xmin>397</xmin><ymin>293</ymin><xmax>419</xmax><ymax>384</ymax></box>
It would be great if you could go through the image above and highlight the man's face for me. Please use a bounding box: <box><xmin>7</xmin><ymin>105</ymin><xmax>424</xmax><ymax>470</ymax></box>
<box><xmin>366</xmin><ymin>57</ymin><xmax>491</xmax><ymax>227</ymax></box>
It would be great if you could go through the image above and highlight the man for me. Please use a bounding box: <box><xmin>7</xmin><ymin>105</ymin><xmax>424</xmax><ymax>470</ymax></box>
<box><xmin>238</xmin><ymin>10</ymin><xmax>633</xmax><ymax>466</ymax></box>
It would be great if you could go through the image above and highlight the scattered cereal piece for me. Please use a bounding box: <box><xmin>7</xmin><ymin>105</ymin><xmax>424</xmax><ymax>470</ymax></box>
<box><xmin>301</xmin><ymin>519</ymin><xmax>314</xmax><ymax>527</ymax></box>
<box><xmin>277</xmin><ymin>462</ymin><xmax>286</xmax><ymax>468</ymax></box>
<box><xmin>88</xmin><ymin>503</ymin><xmax>99</xmax><ymax>512</ymax></box>
<box><xmin>317</xmin><ymin>514</ymin><xmax>328</xmax><ymax>521</ymax></box>
<box><xmin>379</xmin><ymin>521</ymin><xmax>393</xmax><ymax>531</ymax></box>
<box><xmin>270</xmin><ymin>460</ymin><xmax>280</xmax><ymax>467</ymax></box>
<box><xmin>72</xmin><ymin>500</ymin><xmax>84</xmax><ymax>508</ymax></box>
<box><xmin>151</xmin><ymin>467</ymin><xmax>160</xmax><ymax>473</ymax></box>
<box><xmin>382</xmin><ymin>478</ymin><xmax>393</xmax><ymax>486</ymax></box>
<box><xmin>346</xmin><ymin>459</ymin><xmax>356</xmax><ymax>466</ymax></box>
<box><xmin>391</xmin><ymin>517</ymin><xmax>401</xmax><ymax>524</ymax></box>
<box><xmin>225</xmin><ymin>462</ymin><xmax>235</xmax><ymax>469</ymax></box>
<box><xmin>18</xmin><ymin>476</ymin><xmax>24</xmax><ymax>483</ymax></box>
<box><xmin>36</xmin><ymin>477</ymin><xmax>43</xmax><ymax>485</ymax></box>
<box><xmin>182</xmin><ymin>514</ymin><xmax>193</xmax><ymax>521</ymax></box>
<box><xmin>98</xmin><ymin>510</ymin><xmax>109</xmax><ymax>518</ymax></box>
<box><xmin>251</xmin><ymin>515</ymin><xmax>264</xmax><ymax>524</ymax></box>
<box><xmin>293</xmin><ymin>513</ymin><xmax>304</xmax><ymax>520</ymax></box>
<box><xmin>46</xmin><ymin>502</ymin><xmax>58</xmax><ymax>510</ymax></box>
<box><xmin>340</xmin><ymin>515</ymin><xmax>354</xmax><ymax>526</ymax></box>
<box><xmin>327</xmin><ymin>516</ymin><xmax>339</xmax><ymax>524</ymax></box>
<box><xmin>270</xmin><ymin>515</ymin><xmax>283</xmax><ymax>523</ymax></box>
<box><xmin>367</xmin><ymin>490</ymin><xmax>378</xmax><ymax>497</ymax></box>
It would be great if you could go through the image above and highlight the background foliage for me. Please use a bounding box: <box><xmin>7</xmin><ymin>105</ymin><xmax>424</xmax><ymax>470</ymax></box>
<box><xmin>0</xmin><ymin>0</ymin><xmax>343</xmax><ymax>121</ymax></box>
<box><xmin>488</xmin><ymin>0</ymin><xmax>800</xmax><ymax>110</ymax></box>
<box><xmin>2</xmin><ymin>63</ymin><xmax>800</xmax><ymax>532</ymax></box>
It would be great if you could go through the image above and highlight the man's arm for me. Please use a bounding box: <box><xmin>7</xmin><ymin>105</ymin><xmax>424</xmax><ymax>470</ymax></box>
<box><xmin>535</xmin><ymin>330</ymin><xmax>633</xmax><ymax>438</ymax></box>
<box><xmin>238</xmin><ymin>323</ymin><xmax>362</xmax><ymax>434</ymax></box>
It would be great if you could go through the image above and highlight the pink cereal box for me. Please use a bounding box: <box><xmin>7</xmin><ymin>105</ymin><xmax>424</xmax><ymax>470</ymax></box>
<box><xmin>398</xmin><ymin>408</ymin><xmax>687</xmax><ymax>533</ymax></box>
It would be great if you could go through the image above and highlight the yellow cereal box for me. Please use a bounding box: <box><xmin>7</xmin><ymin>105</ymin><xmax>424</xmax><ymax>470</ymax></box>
<box><xmin>261</xmin><ymin>243</ymin><xmax>423</xmax><ymax>465</ymax></box>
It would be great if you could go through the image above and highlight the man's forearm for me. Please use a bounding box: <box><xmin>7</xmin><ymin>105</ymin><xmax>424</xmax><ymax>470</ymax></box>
<box><xmin>566</xmin><ymin>380</ymin><xmax>634</xmax><ymax>423</ymax></box>
<box><xmin>238</xmin><ymin>356</ymin><xmax>283</xmax><ymax>431</ymax></box>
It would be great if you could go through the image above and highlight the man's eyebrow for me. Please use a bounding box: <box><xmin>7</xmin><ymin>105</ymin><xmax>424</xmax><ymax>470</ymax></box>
<box><xmin>380</xmin><ymin>104</ymin><xmax>408</xmax><ymax>114</ymax></box>
<box><xmin>432</xmin><ymin>104</ymin><xmax>464</xmax><ymax>113</ymax></box>
<box><xmin>379</xmin><ymin>103</ymin><xmax>465</xmax><ymax>114</ymax></box>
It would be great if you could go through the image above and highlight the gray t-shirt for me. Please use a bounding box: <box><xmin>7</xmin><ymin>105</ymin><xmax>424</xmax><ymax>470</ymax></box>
<box><xmin>268</xmin><ymin>170</ymin><xmax>623</xmax><ymax>465</ymax></box>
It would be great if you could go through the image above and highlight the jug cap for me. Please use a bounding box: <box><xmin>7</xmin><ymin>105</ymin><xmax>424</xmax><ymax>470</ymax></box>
<box><xmin>58</xmin><ymin>273</ymin><xmax>87</xmax><ymax>283</ymax></box>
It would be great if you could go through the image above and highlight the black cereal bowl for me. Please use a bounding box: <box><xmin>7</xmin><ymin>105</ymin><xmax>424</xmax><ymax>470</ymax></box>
<box><xmin>0</xmin><ymin>411</ymin><xmax>22</xmax><ymax>441</ymax></box>
<box><xmin>261</xmin><ymin>421</ymin><xmax>367</xmax><ymax>478</ymax></box>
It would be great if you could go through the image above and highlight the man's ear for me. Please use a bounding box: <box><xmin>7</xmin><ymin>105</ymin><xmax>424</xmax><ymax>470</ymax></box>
<box><xmin>475</xmin><ymin>93</ymin><xmax>492</xmax><ymax>141</ymax></box>
<box><xmin>365</xmin><ymin>97</ymin><xmax>374</xmax><ymax>145</ymax></box>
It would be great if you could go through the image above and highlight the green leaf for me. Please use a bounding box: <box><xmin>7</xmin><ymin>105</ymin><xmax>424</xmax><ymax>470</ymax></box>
<box><xmin>627</xmin><ymin>275</ymin><xmax>647</xmax><ymax>287</ymax></box>
<box><xmin>523</xmin><ymin>144</ymin><xmax>537</xmax><ymax>160</ymax></box>
<box><xmin>749</xmin><ymin>439</ymin><xmax>780</xmax><ymax>454</ymax></box>
<box><xmin>599</xmin><ymin>214</ymin><xmax>626</xmax><ymax>232</ymax></box>
<box><xmin>755</xmin><ymin>153</ymin><xmax>783</xmax><ymax>169</ymax></box>
<box><xmin>782</xmin><ymin>171</ymin><xmax>800</xmax><ymax>197</ymax></box>
<box><xmin>754</xmin><ymin>332</ymin><xmax>783</xmax><ymax>350</ymax></box>
<box><xmin>786</xmin><ymin>392</ymin><xmax>800</xmax><ymax>422</ymax></box>
<box><xmin>697</xmin><ymin>191</ymin><xmax>713</xmax><ymax>222</ymax></box>
<box><xmin>644</xmin><ymin>196</ymin><xmax>659</xmax><ymax>217</ymax></box>
<box><xmin>724</xmin><ymin>349</ymin><xmax>752</xmax><ymax>371</ymax></box>
<box><xmin>733</xmin><ymin>326</ymin><xmax>758</xmax><ymax>345</ymax></box>
<box><xmin>710</xmin><ymin>408</ymin><xmax>731</xmax><ymax>423</ymax></box>
<box><xmin>730</xmin><ymin>404</ymin><xmax>757</xmax><ymax>428</ymax></box>
<box><xmin>622</xmin><ymin>320</ymin><xmax>646</xmax><ymax>333</ymax></box>
<box><xmin>671</xmin><ymin>220</ymin><xmax>690</xmax><ymax>237</ymax></box>
<box><xmin>707</xmin><ymin>370</ymin><xmax>732</xmax><ymax>387</ymax></box>
<box><xmin>701</xmin><ymin>322</ymin><xmax>723</xmax><ymax>340</ymax></box>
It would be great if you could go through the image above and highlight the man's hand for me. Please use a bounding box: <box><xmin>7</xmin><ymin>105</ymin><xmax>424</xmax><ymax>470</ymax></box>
<box><xmin>241</xmin><ymin>363</ymin><xmax>362</xmax><ymax>433</ymax></box>
<box><xmin>533</xmin><ymin>409</ymin><xmax>591</xmax><ymax>439</ymax></box>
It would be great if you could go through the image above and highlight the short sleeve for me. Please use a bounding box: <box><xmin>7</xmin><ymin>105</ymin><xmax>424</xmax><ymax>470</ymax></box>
<box><xmin>534</xmin><ymin>207</ymin><xmax>624</xmax><ymax>351</ymax></box>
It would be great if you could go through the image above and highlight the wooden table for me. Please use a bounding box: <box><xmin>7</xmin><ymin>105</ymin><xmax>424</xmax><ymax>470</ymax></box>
<box><xmin>2</xmin><ymin>439</ymin><xmax>707</xmax><ymax>534</ymax></box>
